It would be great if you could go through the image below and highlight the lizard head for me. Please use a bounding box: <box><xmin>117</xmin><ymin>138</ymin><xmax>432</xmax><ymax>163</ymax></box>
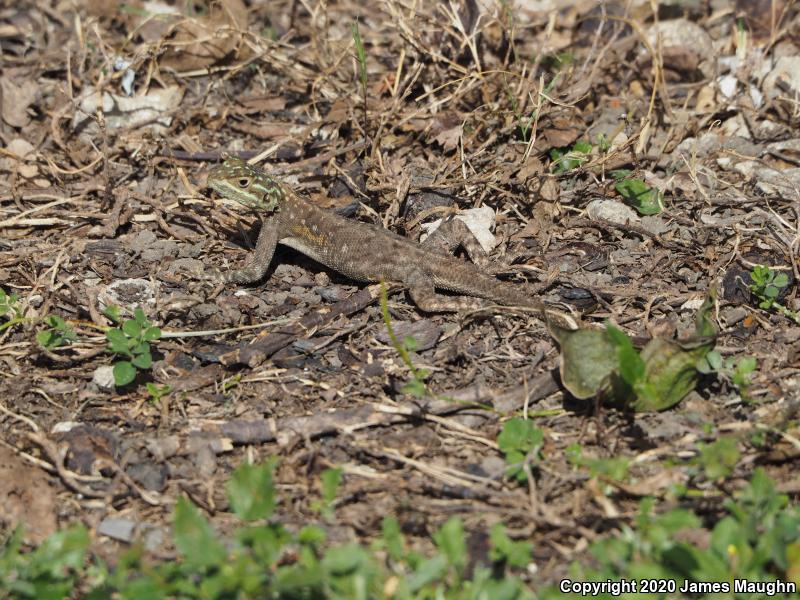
<box><xmin>207</xmin><ymin>157</ymin><xmax>284</xmax><ymax>212</ymax></box>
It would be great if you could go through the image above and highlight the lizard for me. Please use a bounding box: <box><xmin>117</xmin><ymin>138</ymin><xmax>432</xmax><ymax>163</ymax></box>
<box><xmin>206</xmin><ymin>156</ymin><xmax>569</xmax><ymax>319</ymax></box>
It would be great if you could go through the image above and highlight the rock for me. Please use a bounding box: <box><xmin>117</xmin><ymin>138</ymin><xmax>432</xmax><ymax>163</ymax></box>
<box><xmin>763</xmin><ymin>56</ymin><xmax>800</xmax><ymax>99</ymax></box>
<box><xmin>92</xmin><ymin>365</ymin><xmax>116</xmax><ymax>391</ymax></box>
<box><xmin>644</xmin><ymin>19</ymin><xmax>714</xmax><ymax>78</ymax></box>
<box><xmin>98</xmin><ymin>278</ymin><xmax>157</xmax><ymax>312</ymax></box>
<box><xmin>586</xmin><ymin>198</ymin><xmax>639</xmax><ymax>225</ymax></box>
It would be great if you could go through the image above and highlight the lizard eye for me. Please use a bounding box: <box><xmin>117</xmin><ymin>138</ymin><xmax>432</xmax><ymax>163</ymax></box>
<box><xmin>237</xmin><ymin>178</ymin><xmax>250</xmax><ymax>188</ymax></box>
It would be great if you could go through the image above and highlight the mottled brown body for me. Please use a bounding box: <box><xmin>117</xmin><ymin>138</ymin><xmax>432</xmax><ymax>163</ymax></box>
<box><xmin>207</xmin><ymin>158</ymin><xmax>547</xmax><ymax>313</ymax></box>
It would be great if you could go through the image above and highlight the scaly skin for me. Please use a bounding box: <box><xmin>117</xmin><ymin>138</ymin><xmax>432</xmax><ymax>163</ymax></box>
<box><xmin>207</xmin><ymin>157</ymin><xmax>550</xmax><ymax>313</ymax></box>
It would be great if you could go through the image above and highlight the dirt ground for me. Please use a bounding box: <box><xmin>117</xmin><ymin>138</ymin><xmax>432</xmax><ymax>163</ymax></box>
<box><xmin>1</xmin><ymin>0</ymin><xmax>799</xmax><ymax>588</ymax></box>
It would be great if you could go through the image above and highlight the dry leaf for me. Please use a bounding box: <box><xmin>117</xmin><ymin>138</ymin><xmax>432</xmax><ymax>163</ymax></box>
<box><xmin>158</xmin><ymin>0</ymin><xmax>251</xmax><ymax>72</ymax></box>
<box><xmin>0</xmin><ymin>76</ymin><xmax>38</xmax><ymax>128</ymax></box>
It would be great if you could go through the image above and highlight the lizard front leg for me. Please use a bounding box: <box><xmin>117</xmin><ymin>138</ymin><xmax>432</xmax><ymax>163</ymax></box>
<box><xmin>226</xmin><ymin>218</ymin><xmax>281</xmax><ymax>284</ymax></box>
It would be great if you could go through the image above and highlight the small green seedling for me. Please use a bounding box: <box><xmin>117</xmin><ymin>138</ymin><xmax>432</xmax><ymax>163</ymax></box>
<box><xmin>748</xmin><ymin>265</ymin><xmax>798</xmax><ymax>324</ymax></box>
<box><xmin>488</xmin><ymin>524</ymin><xmax>532</xmax><ymax>569</ymax></box>
<box><xmin>36</xmin><ymin>315</ymin><xmax>78</xmax><ymax>349</ymax></box>
<box><xmin>697</xmin><ymin>436</ymin><xmax>740</xmax><ymax>481</ymax></box>
<box><xmin>502</xmin><ymin>75</ymin><xmax>536</xmax><ymax>143</ymax></box>
<box><xmin>697</xmin><ymin>350</ymin><xmax>757</xmax><ymax>402</ymax></box>
<box><xmin>549</xmin><ymin>140</ymin><xmax>592</xmax><ymax>173</ymax></box>
<box><xmin>497</xmin><ymin>418</ymin><xmax>544</xmax><ymax>482</ymax></box>
<box><xmin>379</xmin><ymin>284</ymin><xmax>429</xmax><ymax>398</ymax></box>
<box><xmin>145</xmin><ymin>382</ymin><xmax>171</xmax><ymax>404</ymax></box>
<box><xmin>312</xmin><ymin>467</ymin><xmax>343</xmax><ymax>520</ymax></box>
<box><xmin>104</xmin><ymin>306</ymin><xmax>161</xmax><ymax>386</ymax></box>
<box><xmin>351</xmin><ymin>20</ymin><xmax>367</xmax><ymax>97</ymax></box>
<box><xmin>0</xmin><ymin>289</ymin><xmax>21</xmax><ymax>319</ymax></box>
<box><xmin>0</xmin><ymin>289</ymin><xmax>26</xmax><ymax>334</ymax></box>
<box><xmin>567</xmin><ymin>442</ymin><xmax>631</xmax><ymax>485</ymax></box>
<box><xmin>611</xmin><ymin>169</ymin><xmax>662</xmax><ymax>215</ymax></box>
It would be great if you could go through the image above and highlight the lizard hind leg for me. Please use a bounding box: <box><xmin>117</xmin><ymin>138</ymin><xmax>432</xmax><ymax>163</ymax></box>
<box><xmin>421</xmin><ymin>217</ymin><xmax>490</xmax><ymax>269</ymax></box>
<box><xmin>407</xmin><ymin>271</ymin><xmax>484</xmax><ymax>313</ymax></box>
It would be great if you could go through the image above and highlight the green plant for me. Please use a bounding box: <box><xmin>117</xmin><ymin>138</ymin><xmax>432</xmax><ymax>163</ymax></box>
<box><xmin>379</xmin><ymin>284</ymin><xmax>430</xmax><ymax>398</ymax></box>
<box><xmin>0</xmin><ymin>288</ymin><xmax>24</xmax><ymax>333</ymax></box>
<box><xmin>549</xmin><ymin>140</ymin><xmax>592</xmax><ymax>173</ymax></box>
<box><xmin>542</xmin><ymin>469</ymin><xmax>800</xmax><ymax>599</ymax></box>
<box><xmin>502</xmin><ymin>75</ymin><xmax>535</xmax><ymax>143</ymax></box>
<box><xmin>0</xmin><ymin>524</ymin><xmax>90</xmax><ymax>598</ymax></box>
<box><xmin>145</xmin><ymin>382</ymin><xmax>171</xmax><ymax>404</ymax></box>
<box><xmin>566</xmin><ymin>443</ymin><xmax>631</xmax><ymax>492</ymax></box>
<box><xmin>312</xmin><ymin>467</ymin><xmax>343</xmax><ymax>520</ymax></box>
<box><xmin>104</xmin><ymin>306</ymin><xmax>161</xmax><ymax>387</ymax></box>
<box><xmin>351</xmin><ymin>20</ymin><xmax>367</xmax><ymax>96</ymax></box>
<box><xmin>0</xmin><ymin>289</ymin><xmax>21</xmax><ymax>319</ymax></box>
<box><xmin>4</xmin><ymin>462</ymin><xmax>799</xmax><ymax>599</ymax></box>
<box><xmin>35</xmin><ymin>315</ymin><xmax>77</xmax><ymax>350</ymax></box>
<box><xmin>550</xmin><ymin>293</ymin><xmax>718</xmax><ymax>411</ymax></box>
<box><xmin>489</xmin><ymin>524</ymin><xmax>532</xmax><ymax>569</ymax></box>
<box><xmin>697</xmin><ymin>350</ymin><xmax>757</xmax><ymax>401</ymax></box>
<box><xmin>351</xmin><ymin>19</ymin><xmax>368</xmax><ymax>137</ymax></box>
<box><xmin>748</xmin><ymin>265</ymin><xmax>798</xmax><ymax>324</ymax></box>
<box><xmin>697</xmin><ymin>436</ymin><xmax>741</xmax><ymax>481</ymax></box>
<box><xmin>610</xmin><ymin>169</ymin><xmax>663</xmax><ymax>215</ymax></box>
<box><xmin>597</xmin><ymin>133</ymin><xmax>610</xmax><ymax>154</ymax></box>
<box><xmin>497</xmin><ymin>418</ymin><xmax>544</xmax><ymax>482</ymax></box>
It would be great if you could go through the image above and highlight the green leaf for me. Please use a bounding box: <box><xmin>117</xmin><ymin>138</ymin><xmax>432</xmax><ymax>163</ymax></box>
<box><xmin>122</xmin><ymin>319</ymin><xmax>142</xmax><ymax>338</ymax></box>
<box><xmin>406</xmin><ymin>554</ymin><xmax>448</xmax><ymax>592</ymax></box>
<box><xmin>143</xmin><ymin>326</ymin><xmax>161</xmax><ymax>341</ymax></box>
<box><xmin>699</xmin><ymin>437</ymin><xmax>740</xmax><ymax>480</ymax></box>
<box><xmin>773</xmin><ymin>273</ymin><xmax>789</xmax><ymax>288</ymax></box>
<box><xmin>133</xmin><ymin>307</ymin><xmax>148</xmax><ymax>326</ymax></box>
<box><xmin>736</xmin><ymin>356</ymin><xmax>757</xmax><ymax>374</ymax></box>
<box><xmin>615</xmin><ymin>178</ymin><xmax>663</xmax><ymax>215</ymax></box>
<box><xmin>322</xmin><ymin>542</ymin><xmax>368</xmax><ymax>575</ymax></box>
<box><xmin>320</xmin><ymin>467</ymin><xmax>342</xmax><ymax>506</ymax></box>
<box><xmin>112</xmin><ymin>361</ymin><xmax>136</xmax><ymax>386</ymax></box>
<box><xmin>402</xmin><ymin>335</ymin><xmax>418</xmax><ymax>352</ymax></box>
<box><xmin>549</xmin><ymin>141</ymin><xmax>592</xmax><ymax>173</ymax></box>
<box><xmin>606</xmin><ymin>323</ymin><xmax>645</xmax><ymax>385</ymax></box>
<box><xmin>131</xmin><ymin>342</ymin><xmax>150</xmax><ymax>356</ymax></box>
<box><xmin>227</xmin><ymin>459</ymin><xmax>278</xmax><ymax>521</ymax></box>
<box><xmin>401</xmin><ymin>378</ymin><xmax>427</xmax><ymax>398</ymax></box>
<box><xmin>631</xmin><ymin>338</ymin><xmax>705</xmax><ymax>411</ymax></box>
<box><xmin>47</xmin><ymin>315</ymin><xmax>65</xmax><ymax>328</ymax></box>
<box><xmin>131</xmin><ymin>353</ymin><xmax>152</xmax><ymax>370</ymax></box>
<box><xmin>701</xmin><ymin>350</ymin><xmax>723</xmax><ymax>373</ymax></box>
<box><xmin>498</xmin><ymin>419</ymin><xmax>544</xmax><ymax>456</ymax></box>
<box><xmin>103</xmin><ymin>305</ymin><xmax>121</xmax><ymax>324</ymax></box>
<box><xmin>498</xmin><ymin>418</ymin><xmax>543</xmax><ymax>481</ymax></box>
<box><xmin>489</xmin><ymin>523</ymin><xmax>532</xmax><ymax>568</ymax></box>
<box><xmin>298</xmin><ymin>524</ymin><xmax>327</xmax><ymax>546</ymax></box>
<box><xmin>433</xmin><ymin>518</ymin><xmax>466</xmax><ymax>571</ymax></box>
<box><xmin>37</xmin><ymin>330</ymin><xmax>56</xmax><ymax>348</ymax></box>
<box><xmin>382</xmin><ymin>517</ymin><xmax>405</xmax><ymax>562</ymax></box>
<box><xmin>173</xmin><ymin>496</ymin><xmax>226</xmax><ymax>569</ymax></box>
<box><xmin>610</xmin><ymin>168</ymin><xmax>632</xmax><ymax>180</ymax></box>
<box><xmin>105</xmin><ymin>328</ymin><xmax>132</xmax><ymax>355</ymax></box>
<box><xmin>30</xmin><ymin>525</ymin><xmax>90</xmax><ymax>576</ymax></box>
<box><xmin>694</xmin><ymin>289</ymin><xmax>719</xmax><ymax>339</ymax></box>
<box><xmin>548</xmin><ymin>321</ymin><xmax>625</xmax><ymax>400</ymax></box>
